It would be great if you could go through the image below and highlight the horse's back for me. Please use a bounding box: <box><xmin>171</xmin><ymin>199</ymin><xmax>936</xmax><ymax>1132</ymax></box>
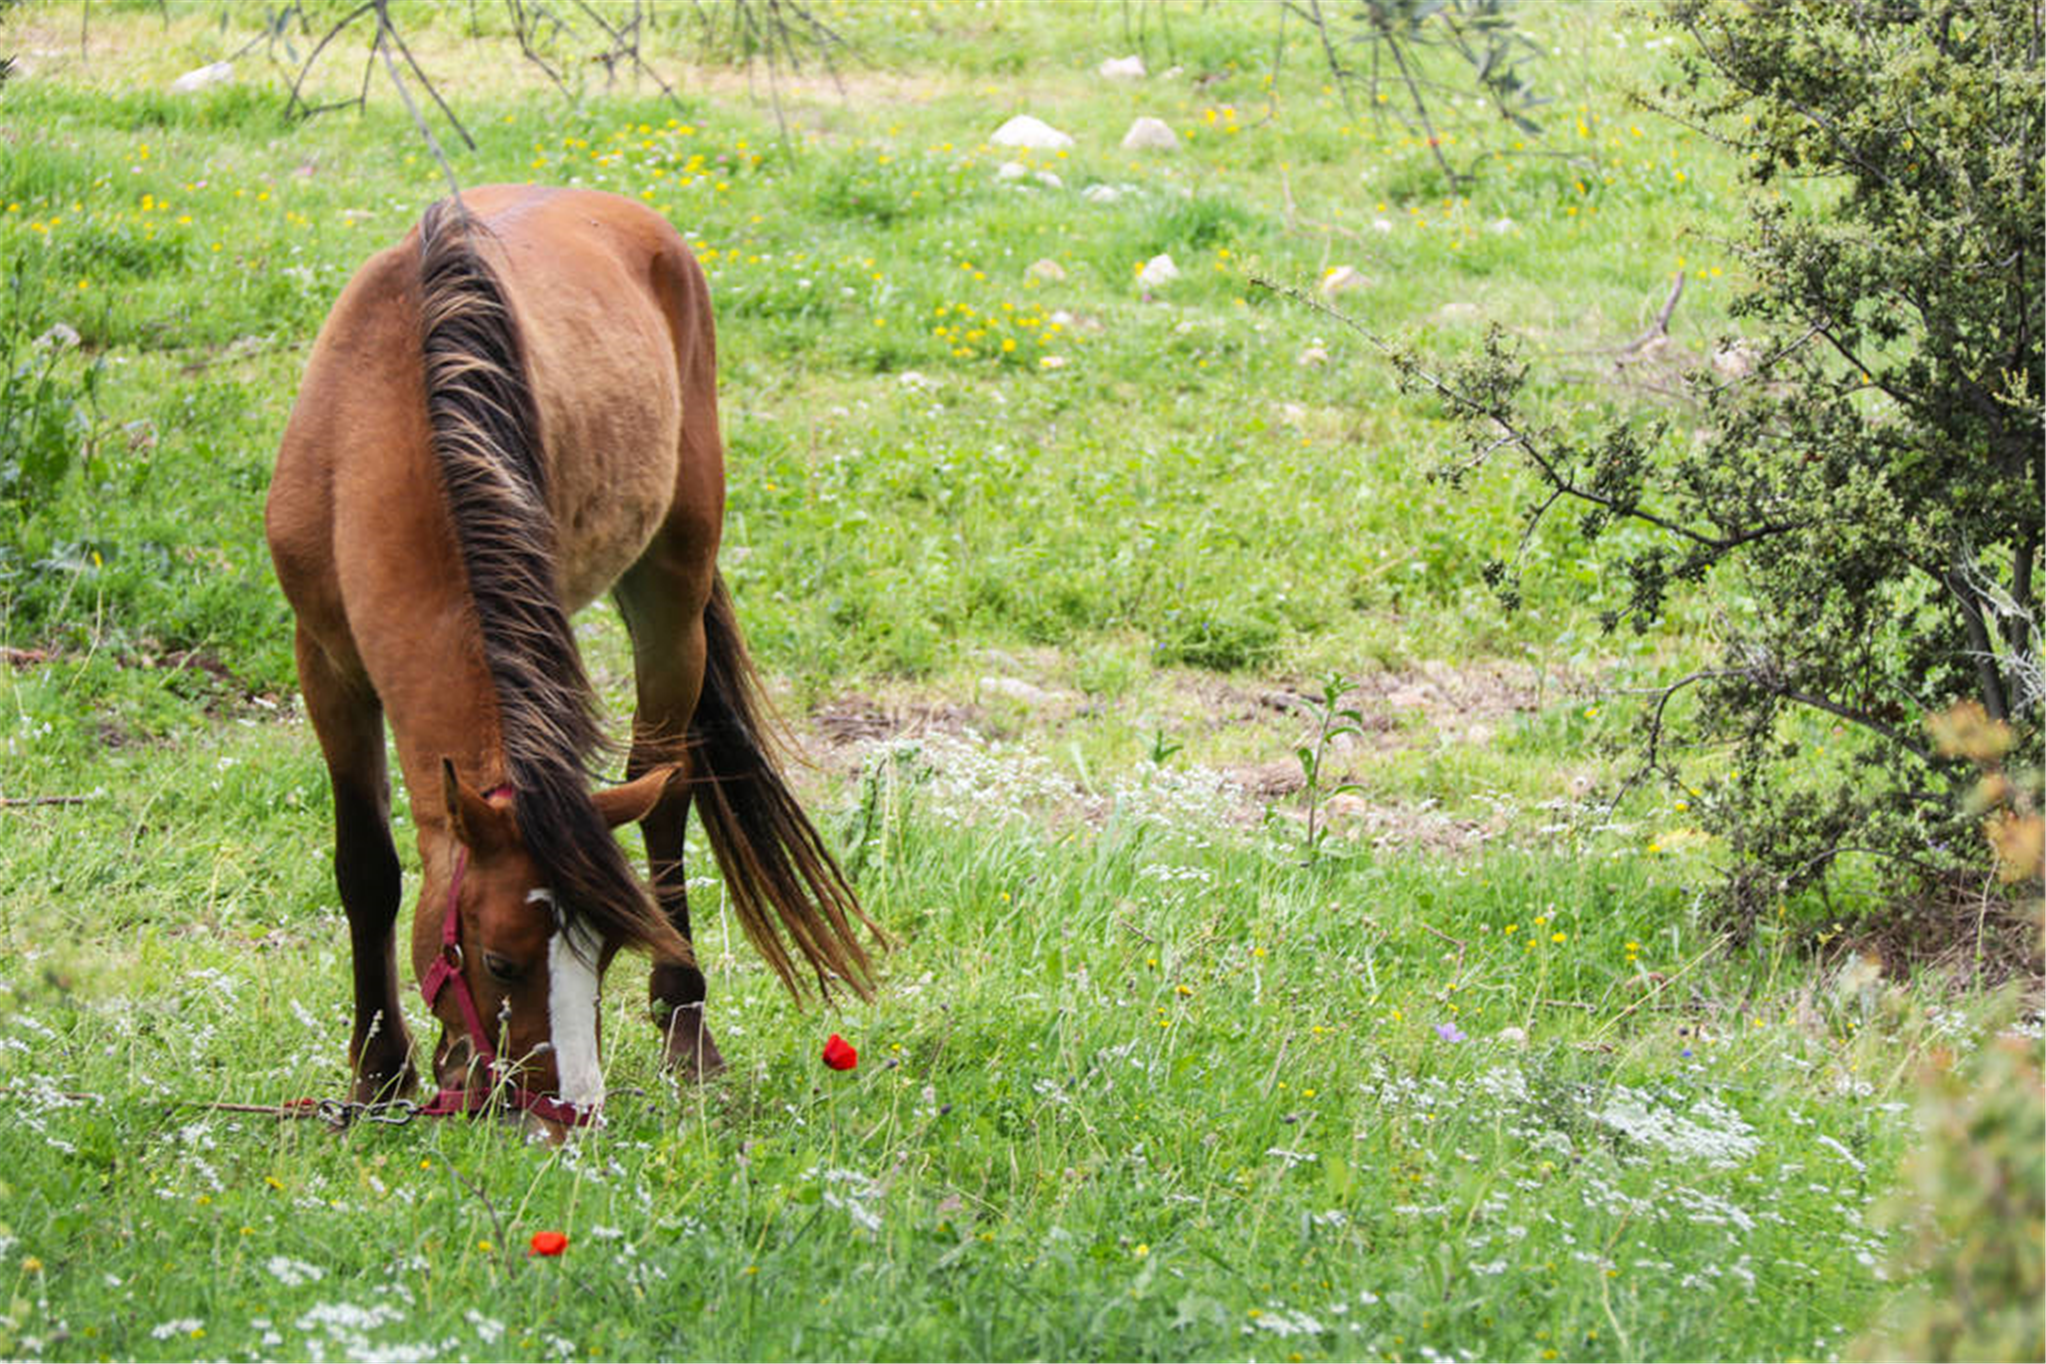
<box><xmin>459</xmin><ymin>187</ymin><xmax>710</xmax><ymax>606</ymax></box>
<box><xmin>269</xmin><ymin>186</ymin><xmax>717</xmax><ymax>671</ymax></box>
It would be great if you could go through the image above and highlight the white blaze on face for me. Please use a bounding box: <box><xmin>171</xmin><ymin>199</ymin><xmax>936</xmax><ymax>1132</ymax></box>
<box><xmin>532</xmin><ymin>890</ymin><xmax>605</xmax><ymax>1111</ymax></box>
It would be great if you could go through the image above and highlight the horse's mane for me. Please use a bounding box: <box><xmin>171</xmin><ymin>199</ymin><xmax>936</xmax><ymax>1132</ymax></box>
<box><xmin>415</xmin><ymin>197</ymin><xmax>679</xmax><ymax>962</ymax></box>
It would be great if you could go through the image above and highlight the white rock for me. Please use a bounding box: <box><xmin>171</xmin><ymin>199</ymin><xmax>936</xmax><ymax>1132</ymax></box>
<box><xmin>996</xmin><ymin>161</ymin><xmax>1029</xmax><ymax>181</ymax></box>
<box><xmin>990</xmin><ymin>115</ymin><xmax>1074</xmax><ymax>150</ymax></box>
<box><xmin>1099</xmin><ymin>54</ymin><xmax>1146</xmax><ymax>80</ymax></box>
<box><xmin>1137</xmin><ymin>253</ymin><xmax>1180</xmax><ymax>288</ymax></box>
<box><xmin>1034</xmin><ymin>170</ymin><xmax>1064</xmax><ymax>189</ymax></box>
<box><xmin>169</xmin><ymin>61</ymin><xmax>232</xmax><ymax>93</ymax></box>
<box><xmin>1297</xmin><ymin>345</ymin><xmax>1330</xmax><ymax>367</ymax></box>
<box><xmin>1082</xmin><ymin>184</ymin><xmax>1122</xmax><ymax>204</ymax></box>
<box><xmin>1025</xmin><ymin>258</ymin><xmax>1067</xmax><ymax>283</ymax></box>
<box><xmin>981</xmin><ymin>676</ymin><xmax>1060</xmax><ymax>707</ymax></box>
<box><xmin>1319</xmin><ymin>265</ymin><xmax>1368</xmax><ymax>297</ymax></box>
<box><xmin>1713</xmin><ymin>340</ymin><xmax>1757</xmax><ymax>380</ymax></box>
<box><xmin>1120</xmin><ymin>116</ymin><xmax>1179</xmax><ymax>152</ymax></box>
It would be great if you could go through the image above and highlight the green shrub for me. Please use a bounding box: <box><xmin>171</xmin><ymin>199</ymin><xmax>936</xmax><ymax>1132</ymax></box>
<box><xmin>1151</xmin><ymin>604</ymin><xmax>1280</xmax><ymax>671</ymax></box>
<box><xmin>0</xmin><ymin>258</ymin><xmax>101</xmax><ymax>521</ymax></box>
<box><xmin>1391</xmin><ymin>0</ymin><xmax>2043</xmax><ymax>936</ymax></box>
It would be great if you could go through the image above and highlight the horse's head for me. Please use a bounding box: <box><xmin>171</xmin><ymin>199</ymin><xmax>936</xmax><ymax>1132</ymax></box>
<box><xmin>413</xmin><ymin>759</ymin><xmax>677</xmax><ymax>1140</ymax></box>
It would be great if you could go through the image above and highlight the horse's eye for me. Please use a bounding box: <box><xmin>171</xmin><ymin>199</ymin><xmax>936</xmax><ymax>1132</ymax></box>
<box><xmin>482</xmin><ymin>952</ymin><xmax>524</xmax><ymax>984</ymax></box>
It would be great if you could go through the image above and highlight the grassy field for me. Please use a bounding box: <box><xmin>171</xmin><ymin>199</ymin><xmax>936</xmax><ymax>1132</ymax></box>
<box><xmin>0</xmin><ymin>2</ymin><xmax>2026</xmax><ymax>1360</ymax></box>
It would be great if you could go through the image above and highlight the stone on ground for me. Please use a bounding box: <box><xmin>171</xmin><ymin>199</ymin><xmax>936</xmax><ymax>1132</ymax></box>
<box><xmin>170</xmin><ymin>61</ymin><xmax>232</xmax><ymax>93</ymax></box>
<box><xmin>990</xmin><ymin>115</ymin><xmax>1074</xmax><ymax>150</ymax></box>
<box><xmin>1120</xmin><ymin>117</ymin><xmax>1179</xmax><ymax>152</ymax></box>
<box><xmin>1138</xmin><ymin>254</ymin><xmax>1180</xmax><ymax>288</ymax></box>
<box><xmin>1320</xmin><ymin>265</ymin><xmax>1369</xmax><ymax>297</ymax></box>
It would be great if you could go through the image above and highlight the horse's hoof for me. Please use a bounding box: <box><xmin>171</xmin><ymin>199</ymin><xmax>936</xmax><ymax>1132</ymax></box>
<box><xmin>661</xmin><ymin>1024</ymin><xmax>726</xmax><ymax>1082</ymax></box>
<box><xmin>351</xmin><ymin>1063</ymin><xmax>419</xmax><ymax>1109</ymax></box>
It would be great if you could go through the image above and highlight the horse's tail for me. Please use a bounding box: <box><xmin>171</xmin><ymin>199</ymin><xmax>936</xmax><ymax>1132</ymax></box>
<box><xmin>691</xmin><ymin>572</ymin><xmax>883</xmax><ymax>1001</ymax></box>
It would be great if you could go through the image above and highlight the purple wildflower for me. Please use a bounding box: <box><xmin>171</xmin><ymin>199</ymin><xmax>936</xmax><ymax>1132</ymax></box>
<box><xmin>1434</xmin><ymin>1022</ymin><xmax>1467</xmax><ymax>1044</ymax></box>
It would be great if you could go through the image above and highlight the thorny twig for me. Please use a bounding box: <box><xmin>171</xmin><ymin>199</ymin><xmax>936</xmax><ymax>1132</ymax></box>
<box><xmin>443</xmin><ymin>1159</ymin><xmax>516</xmax><ymax>1270</ymax></box>
<box><xmin>372</xmin><ymin>3</ymin><xmax>468</xmax><ymax>202</ymax></box>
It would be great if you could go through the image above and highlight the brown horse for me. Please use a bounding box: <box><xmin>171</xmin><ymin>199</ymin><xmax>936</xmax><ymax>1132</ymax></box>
<box><xmin>266</xmin><ymin>185</ymin><xmax>879</xmax><ymax>1134</ymax></box>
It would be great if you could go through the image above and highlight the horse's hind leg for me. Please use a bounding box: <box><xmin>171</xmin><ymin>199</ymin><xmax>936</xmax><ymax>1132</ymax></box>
<box><xmin>616</xmin><ymin>549</ymin><xmax>724</xmax><ymax>1079</ymax></box>
<box><xmin>296</xmin><ymin>626</ymin><xmax>416</xmax><ymax>1102</ymax></box>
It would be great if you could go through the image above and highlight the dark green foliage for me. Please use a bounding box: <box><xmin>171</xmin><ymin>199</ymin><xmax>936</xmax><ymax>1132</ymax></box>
<box><xmin>0</xmin><ymin>259</ymin><xmax>101</xmax><ymax>521</ymax></box>
<box><xmin>1150</xmin><ymin>604</ymin><xmax>1280</xmax><ymax>671</ymax></box>
<box><xmin>1406</xmin><ymin>0</ymin><xmax>2044</xmax><ymax>931</ymax></box>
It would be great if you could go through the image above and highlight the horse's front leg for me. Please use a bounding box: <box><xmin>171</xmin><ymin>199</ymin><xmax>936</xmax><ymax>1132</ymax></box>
<box><xmin>296</xmin><ymin>627</ymin><xmax>416</xmax><ymax>1103</ymax></box>
<box><xmin>617</xmin><ymin>558</ymin><xmax>724</xmax><ymax>1080</ymax></box>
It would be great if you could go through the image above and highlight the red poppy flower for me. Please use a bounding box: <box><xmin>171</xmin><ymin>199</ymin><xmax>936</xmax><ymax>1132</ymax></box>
<box><xmin>822</xmin><ymin>1033</ymin><xmax>858</xmax><ymax>1071</ymax></box>
<box><xmin>529</xmin><ymin>1231</ymin><xmax>569</xmax><ymax>1257</ymax></box>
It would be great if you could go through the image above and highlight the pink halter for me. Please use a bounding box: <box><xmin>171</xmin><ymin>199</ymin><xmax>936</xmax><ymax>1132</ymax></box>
<box><xmin>417</xmin><ymin>804</ymin><xmax>597</xmax><ymax>1129</ymax></box>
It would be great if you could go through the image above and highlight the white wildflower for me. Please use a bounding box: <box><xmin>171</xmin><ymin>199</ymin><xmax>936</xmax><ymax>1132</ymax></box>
<box><xmin>267</xmin><ymin>1256</ymin><xmax>326</xmax><ymax>1286</ymax></box>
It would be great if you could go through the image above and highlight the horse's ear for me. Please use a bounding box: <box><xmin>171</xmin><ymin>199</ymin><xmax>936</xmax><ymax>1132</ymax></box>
<box><xmin>441</xmin><ymin>757</ymin><xmax>513</xmax><ymax>852</ymax></box>
<box><xmin>593</xmin><ymin>765</ymin><xmax>680</xmax><ymax>829</ymax></box>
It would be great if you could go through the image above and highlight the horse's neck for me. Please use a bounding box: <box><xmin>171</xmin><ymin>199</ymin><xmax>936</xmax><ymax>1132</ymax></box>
<box><xmin>364</xmin><ymin>603</ymin><xmax>511</xmax><ymax>831</ymax></box>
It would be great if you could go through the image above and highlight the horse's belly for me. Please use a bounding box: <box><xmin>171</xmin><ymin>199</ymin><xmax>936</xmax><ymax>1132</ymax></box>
<box><xmin>549</xmin><ymin>415</ymin><xmax>677</xmax><ymax>610</ymax></box>
<box><xmin>527</xmin><ymin>326</ymin><xmax>682</xmax><ymax>610</ymax></box>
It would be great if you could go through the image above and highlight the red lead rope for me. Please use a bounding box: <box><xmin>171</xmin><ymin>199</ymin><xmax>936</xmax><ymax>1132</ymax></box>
<box><xmin>416</xmin><ymin>830</ymin><xmax>597</xmax><ymax>1130</ymax></box>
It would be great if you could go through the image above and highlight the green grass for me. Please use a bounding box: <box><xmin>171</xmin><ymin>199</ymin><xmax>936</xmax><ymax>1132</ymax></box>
<box><xmin>0</xmin><ymin>2</ymin><xmax>2018</xmax><ymax>1360</ymax></box>
<box><xmin>0</xmin><ymin>666</ymin><xmax>1963</xmax><ymax>1361</ymax></box>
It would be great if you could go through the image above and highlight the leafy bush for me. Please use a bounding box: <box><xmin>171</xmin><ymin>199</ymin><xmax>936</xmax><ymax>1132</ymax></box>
<box><xmin>1151</xmin><ymin>604</ymin><xmax>1280</xmax><ymax>671</ymax></box>
<box><xmin>0</xmin><ymin>258</ymin><xmax>101</xmax><ymax>521</ymax></box>
<box><xmin>1394</xmin><ymin>0</ymin><xmax>2042</xmax><ymax>934</ymax></box>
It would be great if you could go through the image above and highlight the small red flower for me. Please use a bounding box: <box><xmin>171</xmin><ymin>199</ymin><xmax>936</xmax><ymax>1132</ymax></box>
<box><xmin>822</xmin><ymin>1033</ymin><xmax>858</xmax><ymax>1071</ymax></box>
<box><xmin>529</xmin><ymin>1231</ymin><xmax>569</xmax><ymax>1257</ymax></box>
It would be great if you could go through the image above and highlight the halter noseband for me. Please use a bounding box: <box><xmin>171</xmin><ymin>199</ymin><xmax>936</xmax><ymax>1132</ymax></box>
<box><xmin>418</xmin><ymin>799</ymin><xmax>597</xmax><ymax>1129</ymax></box>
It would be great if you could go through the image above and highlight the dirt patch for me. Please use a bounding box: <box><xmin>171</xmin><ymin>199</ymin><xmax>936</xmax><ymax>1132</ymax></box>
<box><xmin>793</xmin><ymin>655</ymin><xmax>1601</xmax><ymax>856</ymax></box>
<box><xmin>812</xmin><ymin>693</ymin><xmax>985</xmax><ymax>749</ymax></box>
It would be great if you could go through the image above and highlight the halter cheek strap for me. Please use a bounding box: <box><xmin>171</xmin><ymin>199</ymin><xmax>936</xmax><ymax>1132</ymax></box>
<box><xmin>418</xmin><ymin>809</ymin><xmax>596</xmax><ymax>1130</ymax></box>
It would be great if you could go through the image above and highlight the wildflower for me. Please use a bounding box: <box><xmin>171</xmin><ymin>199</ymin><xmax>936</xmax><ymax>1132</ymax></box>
<box><xmin>823</xmin><ymin>1034</ymin><xmax>859</xmax><ymax>1071</ymax></box>
<box><xmin>1434</xmin><ymin>1022</ymin><xmax>1467</xmax><ymax>1044</ymax></box>
<box><xmin>529</xmin><ymin>1231</ymin><xmax>568</xmax><ymax>1257</ymax></box>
